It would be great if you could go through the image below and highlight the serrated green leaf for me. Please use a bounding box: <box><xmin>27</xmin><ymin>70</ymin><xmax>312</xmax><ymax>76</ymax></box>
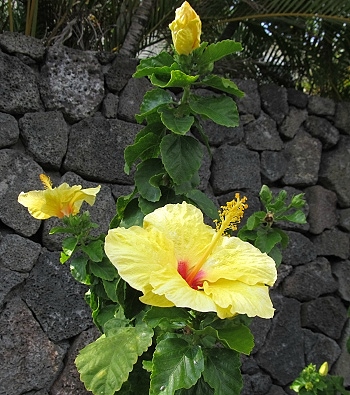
<box><xmin>76</xmin><ymin>324</ymin><xmax>153</xmax><ymax>395</ymax></box>
<box><xmin>89</xmin><ymin>257</ymin><xmax>118</xmax><ymax>280</ymax></box>
<box><xmin>174</xmin><ymin>171</ymin><xmax>200</xmax><ymax>195</ymax></box>
<box><xmin>159</xmin><ymin>108</ymin><xmax>194</xmax><ymax>135</ymax></box>
<box><xmin>203</xmin><ymin>348</ymin><xmax>242</xmax><ymax>395</ymax></box>
<box><xmin>124</xmin><ymin>132</ymin><xmax>162</xmax><ymax>174</ymax></box>
<box><xmin>136</xmin><ymin>88</ymin><xmax>174</xmax><ymax>123</ymax></box>
<box><xmin>237</xmin><ymin>226</ymin><xmax>257</xmax><ymax>242</ymax></box>
<box><xmin>197</xmin><ymin>40</ymin><xmax>242</xmax><ymax>66</ymax></box>
<box><xmin>280</xmin><ymin>210</ymin><xmax>307</xmax><ymax>224</ymax></box>
<box><xmin>133</xmin><ymin>52</ymin><xmax>178</xmax><ymax>78</ymax></box>
<box><xmin>175</xmin><ymin>377</ymin><xmax>214</xmax><ymax>394</ymax></box>
<box><xmin>135</xmin><ymin>158</ymin><xmax>165</xmax><ymax>202</ymax></box>
<box><xmin>150</xmin><ymin>70</ymin><xmax>199</xmax><ymax>88</ymax></box>
<box><xmin>188</xmin><ymin>95</ymin><xmax>239</xmax><ymax>127</ymax></box>
<box><xmin>200</xmin><ymin>75</ymin><xmax>244</xmax><ymax>97</ymax></box>
<box><xmin>81</xmin><ymin>239</ymin><xmax>104</xmax><ymax>262</ymax></box>
<box><xmin>291</xmin><ymin>193</ymin><xmax>306</xmax><ymax>208</ymax></box>
<box><xmin>102</xmin><ymin>279</ymin><xmax>119</xmax><ymax>302</ymax></box>
<box><xmin>272</xmin><ymin>228</ymin><xmax>289</xmax><ymax>249</ymax></box>
<box><xmin>186</xmin><ymin>189</ymin><xmax>219</xmax><ymax>221</ymax></box>
<box><xmin>160</xmin><ymin>134</ymin><xmax>203</xmax><ymax>185</ymax></box>
<box><xmin>138</xmin><ymin>188</ymin><xmax>184</xmax><ymax>215</ymax></box>
<box><xmin>70</xmin><ymin>256</ymin><xmax>90</xmax><ymax>284</ymax></box>
<box><xmin>150</xmin><ymin>338</ymin><xmax>204</xmax><ymax>395</ymax></box>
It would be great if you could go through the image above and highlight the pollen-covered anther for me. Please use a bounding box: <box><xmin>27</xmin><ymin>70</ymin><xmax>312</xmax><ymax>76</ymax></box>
<box><xmin>214</xmin><ymin>193</ymin><xmax>248</xmax><ymax>234</ymax></box>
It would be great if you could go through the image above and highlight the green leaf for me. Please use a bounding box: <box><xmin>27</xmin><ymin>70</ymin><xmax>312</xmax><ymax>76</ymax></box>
<box><xmin>102</xmin><ymin>279</ymin><xmax>119</xmax><ymax>303</ymax></box>
<box><xmin>197</xmin><ymin>40</ymin><xmax>242</xmax><ymax>66</ymax></box>
<box><xmin>246</xmin><ymin>212</ymin><xmax>266</xmax><ymax>230</ymax></box>
<box><xmin>268</xmin><ymin>245</ymin><xmax>282</xmax><ymax>267</ymax></box>
<box><xmin>216</xmin><ymin>325</ymin><xmax>254</xmax><ymax>355</ymax></box>
<box><xmin>174</xmin><ymin>172</ymin><xmax>200</xmax><ymax>195</ymax></box>
<box><xmin>291</xmin><ymin>193</ymin><xmax>306</xmax><ymax>208</ymax></box>
<box><xmin>188</xmin><ymin>95</ymin><xmax>239</xmax><ymax>127</ymax></box>
<box><xmin>138</xmin><ymin>188</ymin><xmax>184</xmax><ymax>215</ymax></box>
<box><xmin>237</xmin><ymin>226</ymin><xmax>257</xmax><ymax>242</ymax></box>
<box><xmin>89</xmin><ymin>257</ymin><xmax>118</xmax><ymax>280</ymax></box>
<box><xmin>150</xmin><ymin>69</ymin><xmax>199</xmax><ymax>88</ymax></box>
<box><xmin>119</xmin><ymin>198</ymin><xmax>144</xmax><ymax>228</ymax></box>
<box><xmin>255</xmin><ymin>229</ymin><xmax>282</xmax><ymax>254</ymax></box>
<box><xmin>160</xmin><ymin>134</ymin><xmax>203</xmax><ymax>185</ymax></box>
<box><xmin>200</xmin><ymin>75</ymin><xmax>244</xmax><ymax>97</ymax></box>
<box><xmin>280</xmin><ymin>210</ymin><xmax>307</xmax><ymax>224</ymax></box>
<box><xmin>136</xmin><ymin>88</ymin><xmax>174</xmax><ymax>123</ymax></box>
<box><xmin>175</xmin><ymin>377</ymin><xmax>214</xmax><ymax>394</ymax></box>
<box><xmin>81</xmin><ymin>239</ymin><xmax>104</xmax><ymax>262</ymax></box>
<box><xmin>150</xmin><ymin>338</ymin><xmax>204</xmax><ymax>395</ymax></box>
<box><xmin>186</xmin><ymin>190</ymin><xmax>219</xmax><ymax>221</ymax></box>
<box><xmin>203</xmin><ymin>348</ymin><xmax>242</xmax><ymax>395</ymax></box>
<box><xmin>124</xmin><ymin>132</ymin><xmax>162</xmax><ymax>174</ymax></box>
<box><xmin>76</xmin><ymin>323</ymin><xmax>153</xmax><ymax>395</ymax></box>
<box><xmin>62</xmin><ymin>236</ymin><xmax>77</xmax><ymax>259</ymax></box>
<box><xmin>259</xmin><ymin>185</ymin><xmax>273</xmax><ymax>206</ymax></box>
<box><xmin>143</xmin><ymin>306</ymin><xmax>192</xmax><ymax>328</ymax></box>
<box><xmin>159</xmin><ymin>107</ymin><xmax>194</xmax><ymax>135</ymax></box>
<box><xmin>70</xmin><ymin>256</ymin><xmax>90</xmax><ymax>284</ymax></box>
<box><xmin>133</xmin><ymin>52</ymin><xmax>178</xmax><ymax>78</ymax></box>
<box><xmin>135</xmin><ymin>158</ymin><xmax>165</xmax><ymax>202</ymax></box>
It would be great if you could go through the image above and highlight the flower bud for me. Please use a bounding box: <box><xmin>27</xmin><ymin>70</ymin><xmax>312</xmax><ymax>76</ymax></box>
<box><xmin>169</xmin><ymin>1</ymin><xmax>201</xmax><ymax>55</ymax></box>
<box><xmin>319</xmin><ymin>361</ymin><xmax>329</xmax><ymax>376</ymax></box>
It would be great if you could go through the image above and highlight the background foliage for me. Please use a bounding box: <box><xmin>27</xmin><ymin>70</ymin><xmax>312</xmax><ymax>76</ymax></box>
<box><xmin>1</xmin><ymin>0</ymin><xmax>350</xmax><ymax>98</ymax></box>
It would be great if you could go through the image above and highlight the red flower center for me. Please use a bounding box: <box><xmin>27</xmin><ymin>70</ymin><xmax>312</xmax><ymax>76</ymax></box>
<box><xmin>177</xmin><ymin>260</ymin><xmax>204</xmax><ymax>289</ymax></box>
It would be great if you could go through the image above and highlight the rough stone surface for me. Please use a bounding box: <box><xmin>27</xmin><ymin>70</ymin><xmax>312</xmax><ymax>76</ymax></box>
<box><xmin>308</xmin><ymin>95</ymin><xmax>335</xmax><ymax>117</ymax></box>
<box><xmin>0</xmin><ymin>112</ymin><xmax>19</xmax><ymax>148</ymax></box>
<box><xmin>0</xmin><ymin>298</ymin><xmax>66</xmax><ymax>395</ymax></box>
<box><xmin>255</xmin><ymin>294</ymin><xmax>305</xmax><ymax>385</ymax></box>
<box><xmin>280</xmin><ymin>107</ymin><xmax>308</xmax><ymax>139</ymax></box>
<box><xmin>0</xmin><ymin>33</ymin><xmax>349</xmax><ymax>395</ymax></box>
<box><xmin>260</xmin><ymin>151</ymin><xmax>287</xmax><ymax>182</ymax></box>
<box><xmin>63</xmin><ymin>117</ymin><xmax>142</xmax><ymax>183</ymax></box>
<box><xmin>304</xmin><ymin>185</ymin><xmax>338</xmax><ymax>234</ymax></box>
<box><xmin>19</xmin><ymin>111</ymin><xmax>69</xmax><ymax>169</ymax></box>
<box><xmin>312</xmin><ymin>228</ymin><xmax>349</xmax><ymax>259</ymax></box>
<box><xmin>260</xmin><ymin>84</ymin><xmax>289</xmax><ymax>124</ymax></box>
<box><xmin>39</xmin><ymin>46</ymin><xmax>104</xmax><ymax>121</ymax></box>
<box><xmin>244</xmin><ymin>112</ymin><xmax>283</xmax><ymax>151</ymax></box>
<box><xmin>211</xmin><ymin>145</ymin><xmax>261</xmax><ymax>194</ymax></box>
<box><xmin>332</xmin><ymin>260</ymin><xmax>350</xmax><ymax>301</ymax></box>
<box><xmin>0</xmin><ymin>31</ymin><xmax>45</xmax><ymax>61</ymax></box>
<box><xmin>301</xmin><ymin>296</ymin><xmax>348</xmax><ymax>339</ymax></box>
<box><xmin>304</xmin><ymin>115</ymin><xmax>339</xmax><ymax>149</ymax></box>
<box><xmin>334</xmin><ymin>101</ymin><xmax>350</xmax><ymax>135</ymax></box>
<box><xmin>0</xmin><ymin>50</ymin><xmax>43</xmax><ymax>114</ymax></box>
<box><xmin>23</xmin><ymin>250</ymin><xmax>93</xmax><ymax>341</ymax></box>
<box><xmin>319</xmin><ymin>136</ymin><xmax>350</xmax><ymax>207</ymax></box>
<box><xmin>282</xmin><ymin>231</ymin><xmax>317</xmax><ymax>266</ymax></box>
<box><xmin>281</xmin><ymin>257</ymin><xmax>338</xmax><ymax>301</ymax></box>
<box><xmin>0</xmin><ymin>149</ymin><xmax>43</xmax><ymax>236</ymax></box>
<box><xmin>282</xmin><ymin>131</ymin><xmax>322</xmax><ymax>187</ymax></box>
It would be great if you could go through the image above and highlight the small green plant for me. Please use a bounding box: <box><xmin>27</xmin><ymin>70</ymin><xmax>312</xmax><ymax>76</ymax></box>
<box><xmin>238</xmin><ymin>185</ymin><xmax>307</xmax><ymax>266</ymax></box>
<box><xmin>290</xmin><ymin>362</ymin><xmax>350</xmax><ymax>395</ymax></box>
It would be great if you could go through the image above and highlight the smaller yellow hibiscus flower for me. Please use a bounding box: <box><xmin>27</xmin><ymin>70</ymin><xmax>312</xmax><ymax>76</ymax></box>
<box><xmin>105</xmin><ymin>196</ymin><xmax>277</xmax><ymax>319</ymax></box>
<box><xmin>169</xmin><ymin>1</ymin><xmax>201</xmax><ymax>55</ymax></box>
<box><xmin>18</xmin><ymin>174</ymin><xmax>101</xmax><ymax>219</ymax></box>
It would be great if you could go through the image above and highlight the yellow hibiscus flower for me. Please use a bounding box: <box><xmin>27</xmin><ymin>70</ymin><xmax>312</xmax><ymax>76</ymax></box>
<box><xmin>18</xmin><ymin>174</ymin><xmax>101</xmax><ymax>219</ymax></box>
<box><xmin>169</xmin><ymin>1</ymin><xmax>201</xmax><ymax>55</ymax></box>
<box><xmin>105</xmin><ymin>196</ymin><xmax>277</xmax><ymax>319</ymax></box>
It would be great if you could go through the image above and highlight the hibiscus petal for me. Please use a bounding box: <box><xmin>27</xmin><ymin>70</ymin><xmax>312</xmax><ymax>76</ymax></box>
<box><xmin>18</xmin><ymin>190</ymin><xmax>50</xmax><ymax>219</ymax></box>
<box><xmin>144</xmin><ymin>202</ymin><xmax>214</xmax><ymax>270</ymax></box>
<box><xmin>105</xmin><ymin>226</ymin><xmax>176</xmax><ymax>293</ymax></box>
<box><xmin>149</xmin><ymin>266</ymin><xmax>218</xmax><ymax>313</ymax></box>
<box><xmin>203</xmin><ymin>236</ymin><xmax>277</xmax><ymax>286</ymax></box>
<box><xmin>203</xmin><ymin>279</ymin><xmax>275</xmax><ymax>319</ymax></box>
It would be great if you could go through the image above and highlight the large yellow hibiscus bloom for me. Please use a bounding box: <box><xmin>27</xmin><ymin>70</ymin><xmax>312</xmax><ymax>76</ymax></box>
<box><xmin>105</xmin><ymin>196</ymin><xmax>277</xmax><ymax>319</ymax></box>
<box><xmin>18</xmin><ymin>174</ymin><xmax>101</xmax><ymax>219</ymax></box>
